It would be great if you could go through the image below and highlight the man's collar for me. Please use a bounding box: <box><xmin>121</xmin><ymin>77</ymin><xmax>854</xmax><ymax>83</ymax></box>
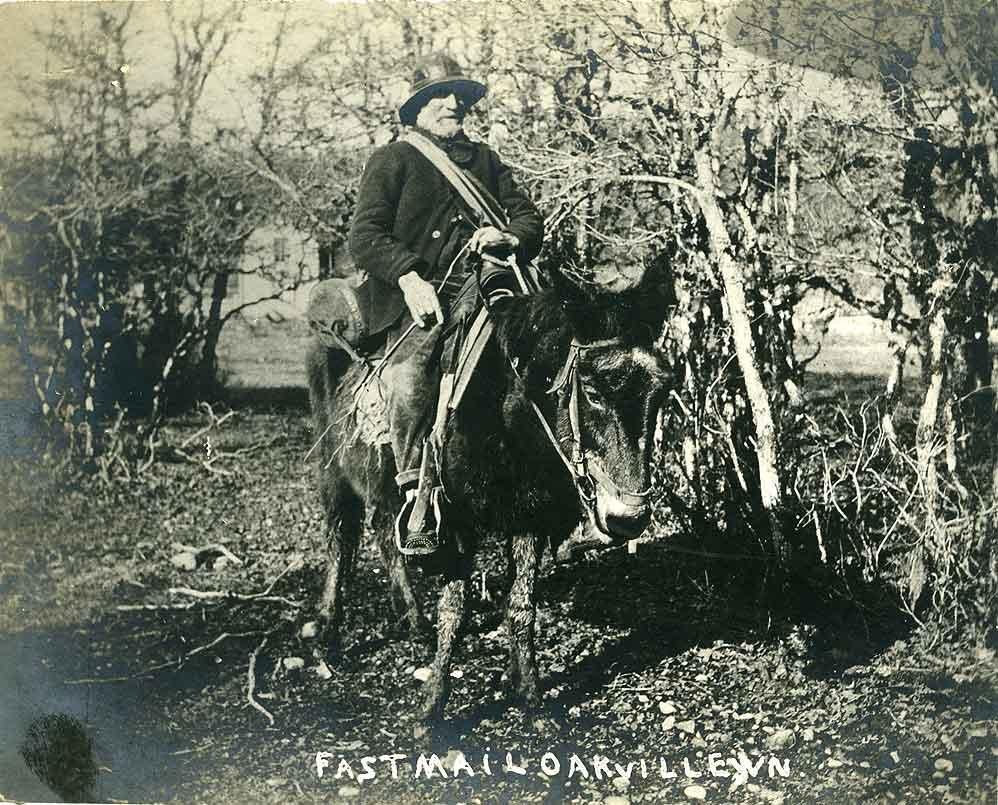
<box><xmin>412</xmin><ymin>127</ymin><xmax>477</xmax><ymax>166</ymax></box>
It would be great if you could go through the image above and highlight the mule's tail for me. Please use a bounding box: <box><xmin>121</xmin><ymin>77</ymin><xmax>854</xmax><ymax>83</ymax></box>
<box><xmin>305</xmin><ymin>339</ymin><xmax>354</xmax><ymax>459</ymax></box>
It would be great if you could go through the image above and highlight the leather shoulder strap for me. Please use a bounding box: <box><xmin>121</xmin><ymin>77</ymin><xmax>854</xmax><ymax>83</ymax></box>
<box><xmin>401</xmin><ymin>130</ymin><xmax>506</xmax><ymax>229</ymax></box>
<box><xmin>401</xmin><ymin>130</ymin><xmax>545</xmax><ymax>295</ymax></box>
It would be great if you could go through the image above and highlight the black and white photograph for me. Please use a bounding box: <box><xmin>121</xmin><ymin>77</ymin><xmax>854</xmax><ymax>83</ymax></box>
<box><xmin>0</xmin><ymin>1</ymin><xmax>995</xmax><ymax>802</ymax></box>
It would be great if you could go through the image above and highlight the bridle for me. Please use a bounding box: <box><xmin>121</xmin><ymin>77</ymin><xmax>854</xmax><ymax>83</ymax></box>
<box><xmin>510</xmin><ymin>337</ymin><xmax>651</xmax><ymax>519</ymax></box>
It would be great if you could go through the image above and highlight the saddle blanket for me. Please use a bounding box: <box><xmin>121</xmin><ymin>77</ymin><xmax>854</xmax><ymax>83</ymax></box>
<box><xmin>350</xmin><ymin>371</ymin><xmax>392</xmax><ymax>447</ymax></box>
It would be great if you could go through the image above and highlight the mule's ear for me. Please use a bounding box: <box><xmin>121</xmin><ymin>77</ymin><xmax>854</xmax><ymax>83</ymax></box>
<box><xmin>604</xmin><ymin>255</ymin><xmax>678</xmax><ymax>345</ymax></box>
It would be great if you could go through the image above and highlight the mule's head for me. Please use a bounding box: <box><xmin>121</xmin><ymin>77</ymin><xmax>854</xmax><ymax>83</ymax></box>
<box><xmin>538</xmin><ymin>271</ymin><xmax>674</xmax><ymax>543</ymax></box>
<box><xmin>559</xmin><ymin>336</ymin><xmax>668</xmax><ymax>541</ymax></box>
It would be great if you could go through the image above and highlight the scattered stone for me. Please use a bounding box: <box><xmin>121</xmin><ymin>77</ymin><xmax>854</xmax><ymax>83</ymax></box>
<box><xmin>170</xmin><ymin>552</ymin><xmax>197</xmax><ymax>571</ymax></box>
<box><xmin>967</xmin><ymin>726</ymin><xmax>987</xmax><ymax>739</ymax></box>
<box><xmin>313</xmin><ymin>660</ymin><xmax>333</xmax><ymax>680</ymax></box>
<box><xmin>659</xmin><ymin>701</ymin><xmax>677</xmax><ymax>715</ymax></box>
<box><xmin>826</xmin><ymin>759</ymin><xmax>843</xmax><ymax>768</ymax></box>
<box><xmin>890</xmin><ymin>751</ymin><xmax>900</xmax><ymax>765</ymax></box>
<box><xmin>694</xmin><ymin>673</ymin><xmax>709</xmax><ymax>683</ymax></box>
<box><xmin>677</xmin><ymin>720</ymin><xmax>696</xmax><ymax>735</ymax></box>
<box><xmin>265</xmin><ymin>777</ymin><xmax>287</xmax><ymax>787</ymax></box>
<box><xmin>338</xmin><ymin>785</ymin><xmax>360</xmax><ymax>798</ymax></box>
<box><xmin>450</xmin><ymin>669</ymin><xmax>464</xmax><ymax>679</ymax></box>
<box><xmin>603</xmin><ymin>797</ymin><xmax>630</xmax><ymax>805</ymax></box>
<box><xmin>212</xmin><ymin>556</ymin><xmax>230</xmax><ymax>571</ymax></box>
<box><xmin>282</xmin><ymin>657</ymin><xmax>305</xmax><ymax>671</ymax></box>
<box><xmin>413</xmin><ymin>667</ymin><xmax>431</xmax><ymax>682</ymax></box>
<box><xmin>300</xmin><ymin>621</ymin><xmax>319</xmax><ymax>639</ymax></box>
<box><xmin>764</xmin><ymin>729</ymin><xmax>796</xmax><ymax>751</ymax></box>
<box><xmin>684</xmin><ymin>784</ymin><xmax>707</xmax><ymax>800</ymax></box>
<box><xmin>443</xmin><ymin>749</ymin><xmax>466</xmax><ymax>772</ymax></box>
<box><xmin>663</xmin><ymin>716</ymin><xmax>676</xmax><ymax>731</ymax></box>
<box><xmin>613</xmin><ymin>775</ymin><xmax>630</xmax><ymax>792</ymax></box>
<box><xmin>802</xmin><ymin>728</ymin><xmax>815</xmax><ymax>742</ymax></box>
<box><xmin>934</xmin><ymin>758</ymin><xmax>953</xmax><ymax>773</ymax></box>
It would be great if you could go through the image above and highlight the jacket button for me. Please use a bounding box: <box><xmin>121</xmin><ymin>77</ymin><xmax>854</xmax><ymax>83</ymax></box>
<box><xmin>431</xmin><ymin>230</ymin><xmax>441</xmax><ymax>239</ymax></box>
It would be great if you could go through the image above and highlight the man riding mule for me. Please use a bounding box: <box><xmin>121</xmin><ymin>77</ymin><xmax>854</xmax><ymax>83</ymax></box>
<box><xmin>306</xmin><ymin>52</ymin><xmax>670</xmax><ymax>727</ymax></box>
<box><xmin>344</xmin><ymin>52</ymin><xmax>544</xmax><ymax>557</ymax></box>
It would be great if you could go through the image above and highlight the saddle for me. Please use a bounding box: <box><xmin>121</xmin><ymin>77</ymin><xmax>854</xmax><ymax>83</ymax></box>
<box><xmin>343</xmin><ymin>268</ymin><xmax>506</xmax><ymax>451</ymax></box>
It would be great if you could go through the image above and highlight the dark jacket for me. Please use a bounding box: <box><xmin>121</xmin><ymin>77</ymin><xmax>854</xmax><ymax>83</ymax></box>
<box><xmin>349</xmin><ymin>135</ymin><xmax>544</xmax><ymax>336</ymax></box>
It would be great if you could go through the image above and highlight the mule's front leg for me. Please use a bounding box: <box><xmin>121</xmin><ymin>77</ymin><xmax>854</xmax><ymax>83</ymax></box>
<box><xmin>418</xmin><ymin>576</ymin><xmax>467</xmax><ymax>727</ymax></box>
<box><xmin>506</xmin><ymin>533</ymin><xmax>541</xmax><ymax>709</ymax></box>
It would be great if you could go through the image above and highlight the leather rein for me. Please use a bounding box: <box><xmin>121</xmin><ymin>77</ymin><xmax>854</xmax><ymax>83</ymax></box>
<box><xmin>506</xmin><ymin>337</ymin><xmax>651</xmax><ymax>515</ymax></box>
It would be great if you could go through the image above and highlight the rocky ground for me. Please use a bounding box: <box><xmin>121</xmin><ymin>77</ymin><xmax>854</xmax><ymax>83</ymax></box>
<box><xmin>0</xmin><ymin>406</ymin><xmax>994</xmax><ymax>804</ymax></box>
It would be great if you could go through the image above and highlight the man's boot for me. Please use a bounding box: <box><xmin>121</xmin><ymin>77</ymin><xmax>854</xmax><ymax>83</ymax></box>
<box><xmin>394</xmin><ymin>444</ymin><xmax>442</xmax><ymax>556</ymax></box>
<box><xmin>394</xmin><ymin>374</ymin><xmax>453</xmax><ymax>556</ymax></box>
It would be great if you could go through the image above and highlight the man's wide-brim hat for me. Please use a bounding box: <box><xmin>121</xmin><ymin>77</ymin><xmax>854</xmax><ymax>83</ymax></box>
<box><xmin>399</xmin><ymin>52</ymin><xmax>486</xmax><ymax>126</ymax></box>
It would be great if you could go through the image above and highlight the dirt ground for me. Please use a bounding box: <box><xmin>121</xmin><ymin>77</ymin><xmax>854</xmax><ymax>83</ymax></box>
<box><xmin>0</xmin><ymin>325</ymin><xmax>995</xmax><ymax>804</ymax></box>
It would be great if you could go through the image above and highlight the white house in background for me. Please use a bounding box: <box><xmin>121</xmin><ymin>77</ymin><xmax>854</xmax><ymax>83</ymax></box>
<box><xmin>222</xmin><ymin>224</ymin><xmax>332</xmax><ymax>322</ymax></box>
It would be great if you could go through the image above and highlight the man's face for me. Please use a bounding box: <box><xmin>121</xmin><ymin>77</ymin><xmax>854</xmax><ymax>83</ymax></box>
<box><xmin>414</xmin><ymin>90</ymin><xmax>466</xmax><ymax>138</ymax></box>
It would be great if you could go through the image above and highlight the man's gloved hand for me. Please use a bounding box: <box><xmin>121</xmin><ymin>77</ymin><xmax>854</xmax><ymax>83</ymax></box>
<box><xmin>469</xmin><ymin>226</ymin><xmax>520</xmax><ymax>256</ymax></box>
<box><xmin>398</xmin><ymin>271</ymin><xmax>444</xmax><ymax>329</ymax></box>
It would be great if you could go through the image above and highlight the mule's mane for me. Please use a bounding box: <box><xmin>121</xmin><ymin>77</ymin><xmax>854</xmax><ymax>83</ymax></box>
<box><xmin>489</xmin><ymin>288</ymin><xmax>573</xmax><ymax>393</ymax></box>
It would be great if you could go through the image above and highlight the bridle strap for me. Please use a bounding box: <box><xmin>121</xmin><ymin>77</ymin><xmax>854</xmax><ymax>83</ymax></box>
<box><xmin>511</xmin><ymin>337</ymin><xmax>651</xmax><ymax>508</ymax></box>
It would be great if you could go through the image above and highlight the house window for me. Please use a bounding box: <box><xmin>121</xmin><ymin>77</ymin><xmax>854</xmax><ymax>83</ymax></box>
<box><xmin>318</xmin><ymin>244</ymin><xmax>333</xmax><ymax>278</ymax></box>
<box><xmin>273</xmin><ymin>237</ymin><xmax>289</xmax><ymax>263</ymax></box>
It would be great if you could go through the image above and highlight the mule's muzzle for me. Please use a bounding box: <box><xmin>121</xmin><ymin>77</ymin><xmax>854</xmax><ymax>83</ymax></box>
<box><xmin>594</xmin><ymin>493</ymin><xmax>651</xmax><ymax>541</ymax></box>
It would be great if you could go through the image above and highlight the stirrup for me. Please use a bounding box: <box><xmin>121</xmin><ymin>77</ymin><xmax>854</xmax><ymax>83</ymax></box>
<box><xmin>394</xmin><ymin>488</ymin><xmax>444</xmax><ymax>556</ymax></box>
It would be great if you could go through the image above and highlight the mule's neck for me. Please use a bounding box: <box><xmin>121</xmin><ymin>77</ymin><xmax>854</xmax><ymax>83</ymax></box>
<box><xmin>490</xmin><ymin>289</ymin><xmax>574</xmax><ymax>396</ymax></box>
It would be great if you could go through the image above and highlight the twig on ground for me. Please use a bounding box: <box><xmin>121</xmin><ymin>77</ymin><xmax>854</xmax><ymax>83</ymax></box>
<box><xmin>64</xmin><ymin>674</ymin><xmax>139</xmax><ymax>685</ymax></box>
<box><xmin>247</xmin><ymin>634</ymin><xmax>275</xmax><ymax>726</ymax></box>
<box><xmin>258</xmin><ymin>554</ymin><xmax>305</xmax><ymax>598</ymax></box>
<box><xmin>167</xmin><ymin>586</ymin><xmax>303</xmax><ymax>608</ymax></box>
<box><xmin>180</xmin><ymin>404</ymin><xmax>236</xmax><ymax>450</ymax></box>
<box><xmin>212</xmin><ymin>434</ymin><xmax>283</xmax><ymax>460</ymax></box>
<box><xmin>116</xmin><ymin>601</ymin><xmax>199</xmax><ymax>612</ymax></box>
<box><xmin>64</xmin><ymin>630</ymin><xmax>266</xmax><ymax>683</ymax></box>
<box><xmin>170</xmin><ymin>741</ymin><xmax>216</xmax><ymax>756</ymax></box>
<box><xmin>171</xmin><ymin>541</ymin><xmax>244</xmax><ymax>566</ymax></box>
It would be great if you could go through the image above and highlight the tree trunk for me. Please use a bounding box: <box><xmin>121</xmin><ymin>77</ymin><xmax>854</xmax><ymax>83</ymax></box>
<box><xmin>916</xmin><ymin>307</ymin><xmax>947</xmax><ymax>521</ymax></box>
<box><xmin>198</xmin><ymin>269</ymin><xmax>229</xmax><ymax>394</ymax></box>
<box><xmin>882</xmin><ymin>330</ymin><xmax>907</xmax><ymax>447</ymax></box>
<box><xmin>692</xmin><ymin>147</ymin><xmax>787</xmax><ymax>560</ymax></box>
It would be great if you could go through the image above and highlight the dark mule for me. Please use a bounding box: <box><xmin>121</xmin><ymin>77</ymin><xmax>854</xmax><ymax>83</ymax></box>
<box><xmin>306</xmin><ymin>281</ymin><xmax>670</xmax><ymax>726</ymax></box>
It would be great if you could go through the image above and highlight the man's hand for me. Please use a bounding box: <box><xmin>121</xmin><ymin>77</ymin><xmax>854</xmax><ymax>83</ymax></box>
<box><xmin>398</xmin><ymin>271</ymin><xmax>444</xmax><ymax>329</ymax></box>
<box><xmin>468</xmin><ymin>226</ymin><xmax>519</xmax><ymax>256</ymax></box>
